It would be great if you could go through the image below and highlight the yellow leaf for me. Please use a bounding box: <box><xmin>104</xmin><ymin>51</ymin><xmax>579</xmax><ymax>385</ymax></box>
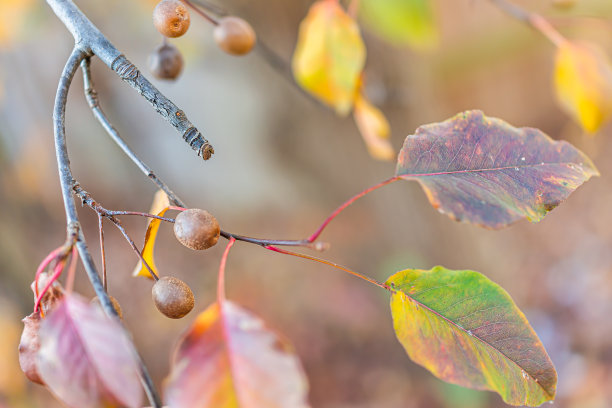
<box><xmin>353</xmin><ymin>93</ymin><xmax>395</xmax><ymax>161</ymax></box>
<box><xmin>133</xmin><ymin>190</ymin><xmax>170</xmax><ymax>279</ymax></box>
<box><xmin>292</xmin><ymin>0</ymin><xmax>366</xmax><ymax>116</ymax></box>
<box><xmin>554</xmin><ymin>41</ymin><xmax>612</xmax><ymax>133</ymax></box>
<box><xmin>0</xmin><ymin>0</ymin><xmax>35</xmax><ymax>48</ymax></box>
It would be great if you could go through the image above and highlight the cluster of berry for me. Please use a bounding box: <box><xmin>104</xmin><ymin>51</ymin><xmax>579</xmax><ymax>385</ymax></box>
<box><xmin>149</xmin><ymin>0</ymin><xmax>256</xmax><ymax>80</ymax></box>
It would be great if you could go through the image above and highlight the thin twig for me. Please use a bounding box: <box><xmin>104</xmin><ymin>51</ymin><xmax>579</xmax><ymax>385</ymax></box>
<box><xmin>73</xmin><ymin>183</ymin><xmax>160</xmax><ymax>281</ymax></box>
<box><xmin>218</xmin><ymin>238</ymin><xmax>236</xmax><ymax>303</ymax></box>
<box><xmin>111</xmin><ymin>220</ymin><xmax>160</xmax><ymax>281</ymax></box>
<box><xmin>51</xmin><ymin>45</ymin><xmax>162</xmax><ymax>408</ymax></box>
<box><xmin>265</xmin><ymin>245</ymin><xmax>392</xmax><ymax>291</ymax></box>
<box><xmin>98</xmin><ymin>214</ymin><xmax>107</xmax><ymax>291</ymax></box>
<box><xmin>308</xmin><ymin>176</ymin><xmax>399</xmax><ymax>242</ymax></box>
<box><xmin>489</xmin><ymin>0</ymin><xmax>567</xmax><ymax>46</ymax></box>
<box><xmin>183</xmin><ymin>0</ymin><xmax>219</xmax><ymax>25</ymax></box>
<box><xmin>81</xmin><ymin>58</ymin><xmax>186</xmax><ymax>206</ymax></box>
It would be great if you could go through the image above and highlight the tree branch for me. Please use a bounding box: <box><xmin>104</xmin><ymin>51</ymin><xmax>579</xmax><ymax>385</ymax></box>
<box><xmin>81</xmin><ymin>57</ymin><xmax>186</xmax><ymax>207</ymax></box>
<box><xmin>53</xmin><ymin>45</ymin><xmax>162</xmax><ymax>408</ymax></box>
<box><xmin>47</xmin><ymin>0</ymin><xmax>214</xmax><ymax>160</ymax></box>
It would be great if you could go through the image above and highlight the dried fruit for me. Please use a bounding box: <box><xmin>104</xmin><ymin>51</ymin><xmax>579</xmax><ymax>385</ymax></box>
<box><xmin>174</xmin><ymin>208</ymin><xmax>220</xmax><ymax>250</ymax></box>
<box><xmin>148</xmin><ymin>43</ymin><xmax>184</xmax><ymax>80</ymax></box>
<box><xmin>152</xmin><ymin>276</ymin><xmax>195</xmax><ymax>319</ymax></box>
<box><xmin>213</xmin><ymin>16</ymin><xmax>256</xmax><ymax>56</ymax></box>
<box><xmin>153</xmin><ymin>0</ymin><xmax>191</xmax><ymax>38</ymax></box>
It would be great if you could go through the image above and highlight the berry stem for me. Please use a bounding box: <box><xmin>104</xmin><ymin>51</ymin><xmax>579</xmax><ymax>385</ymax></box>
<box><xmin>489</xmin><ymin>0</ymin><xmax>567</xmax><ymax>47</ymax></box>
<box><xmin>218</xmin><ymin>238</ymin><xmax>236</xmax><ymax>303</ymax></box>
<box><xmin>106</xmin><ymin>210</ymin><xmax>175</xmax><ymax>223</ymax></box>
<box><xmin>264</xmin><ymin>245</ymin><xmax>391</xmax><ymax>291</ymax></box>
<box><xmin>219</xmin><ymin>231</ymin><xmax>328</xmax><ymax>250</ymax></box>
<box><xmin>112</xmin><ymin>220</ymin><xmax>160</xmax><ymax>281</ymax></box>
<box><xmin>307</xmin><ymin>176</ymin><xmax>399</xmax><ymax>243</ymax></box>
<box><xmin>182</xmin><ymin>0</ymin><xmax>219</xmax><ymax>25</ymax></box>
<box><xmin>98</xmin><ymin>213</ymin><xmax>107</xmax><ymax>291</ymax></box>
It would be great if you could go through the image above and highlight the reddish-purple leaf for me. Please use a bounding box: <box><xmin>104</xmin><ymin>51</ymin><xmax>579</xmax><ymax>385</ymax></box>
<box><xmin>396</xmin><ymin>110</ymin><xmax>598</xmax><ymax>228</ymax></box>
<box><xmin>36</xmin><ymin>294</ymin><xmax>143</xmax><ymax>408</ymax></box>
<box><xmin>164</xmin><ymin>301</ymin><xmax>309</xmax><ymax>408</ymax></box>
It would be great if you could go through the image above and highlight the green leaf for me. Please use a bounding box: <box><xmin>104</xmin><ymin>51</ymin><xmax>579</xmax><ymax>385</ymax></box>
<box><xmin>387</xmin><ymin>266</ymin><xmax>557</xmax><ymax>406</ymax></box>
<box><xmin>359</xmin><ymin>0</ymin><xmax>438</xmax><ymax>51</ymax></box>
<box><xmin>395</xmin><ymin>110</ymin><xmax>598</xmax><ymax>229</ymax></box>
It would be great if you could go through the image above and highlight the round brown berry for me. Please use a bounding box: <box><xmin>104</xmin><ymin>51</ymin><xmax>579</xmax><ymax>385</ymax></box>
<box><xmin>91</xmin><ymin>295</ymin><xmax>124</xmax><ymax>319</ymax></box>
<box><xmin>152</xmin><ymin>276</ymin><xmax>194</xmax><ymax>319</ymax></box>
<box><xmin>174</xmin><ymin>209</ymin><xmax>220</xmax><ymax>250</ymax></box>
<box><xmin>148</xmin><ymin>43</ymin><xmax>184</xmax><ymax>80</ymax></box>
<box><xmin>153</xmin><ymin>0</ymin><xmax>191</xmax><ymax>38</ymax></box>
<box><xmin>213</xmin><ymin>16</ymin><xmax>256</xmax><ymax>56</ymax></box>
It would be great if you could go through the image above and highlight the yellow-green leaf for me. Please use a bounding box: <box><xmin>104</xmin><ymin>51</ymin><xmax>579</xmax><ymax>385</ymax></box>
<box><xmin>387</xmin><ymin>266</ymin><xmax>557</xmax><ymax>406</ymax></box>
<box><xmin>359</xmin><ymin>0</ymin><xmax>438</xmax><ymax>51</ymax></box>
<box><xmin>292</xmin><ymin>0</ymin><xmax>366</xmax><ymax>115</ymax></box>
<box><xmin>133</xmin><ymin>190</ymin><xmax>170</xmax><ymax>279</ymax></box>
<box><xmin>353</xmin><ymin>93</ymin><xmax>395</xmax><ymax>161</ymax></box>
<box><xmin>554</xmin><ymin>41</ymin><xmax>612</xmax><ymax>133</ymax></box>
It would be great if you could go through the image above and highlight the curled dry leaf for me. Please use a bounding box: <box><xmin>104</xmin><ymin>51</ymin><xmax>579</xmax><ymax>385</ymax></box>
<box><xmin>36</xmin><ymin>294</ymin><xmax>143</xmax><ymax>408</ymax></box>
<box><xmin>31</xmin><ymin>271</ymin><xmax>64</xmax><ymax>316</ymax></box>
<box><xmin>164</xmin><ymin>301</ymin><xmax>309</xmax><ymax>408</ymax></box>
<box><xmin>292</xmin><ymin>0</ymin><xmax>365</xmax><ymax>116</ymax></box>
<box><xmin>353</xmin><ymin>92</ymin><xmax>395</xmax><ymax>161</ymax></box>
<box><xmin>554</xmin><ymin>41</ymin><xmax>612</xmax><ymax>133</ymax></box>
<box><xmin>395</xmin><ymin>110</ymin><xmax>598</xmax><ymax>228</ymax></box>
<box><xmin>133</xmin><ymin>189</ymin><xmax>170</xmax><ymax>279</ymax></box>
<box><xmin>387</xmin><ymin>266</ymin><xmax>557</xmax><ymax>406</ymax></box>
<box><xmin>18</xmin><ymin>312</ymin><xmax>44</xmax><ymax>385</ymax></box>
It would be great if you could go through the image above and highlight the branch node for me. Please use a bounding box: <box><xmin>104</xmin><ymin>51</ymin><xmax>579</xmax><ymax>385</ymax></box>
<box><xmin>111</xmin><ymin>55</ymin><xmax>139</xmax><ymax>80</ymax></box>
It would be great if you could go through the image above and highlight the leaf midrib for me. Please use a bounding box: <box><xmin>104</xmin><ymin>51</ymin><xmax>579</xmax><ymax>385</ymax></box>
<box><xmin>399</xmin><ymin>162</ymin><xmax>582</xmax><ymax>178</ymax></box>
<box><xmin>393</xmin><ymin>288</ymin><xmax>553</xmax><ymax>397</ymax></box>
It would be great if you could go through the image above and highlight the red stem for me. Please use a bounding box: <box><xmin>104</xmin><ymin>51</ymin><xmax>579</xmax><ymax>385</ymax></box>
<box><xmin>218</xmin><ymin>238</ymin><xmax>236</xmax><ymax>303</ymax></box>
<box><xmin>34</xmin><ymin>258</ymin><xmax>66</xmax><ymax>314</ymax></box>
<box><xmin>265</xmin><ymin>245</ymin><xmax>391</xmax><ymax>291</ymax></box>
<box><xmin>308</xmin><ymin>176</ymin><xmax>399</xmax><ymax>242</ymax></box>
<box><xmin>34</xmin><ymin>246</ymin><xmax>67</xmax><ymax>302</ymax></box>
<box><xmin>529</xmin><ymin>14</ymin><xmax>567</xmax><ymax>47</ymax></box>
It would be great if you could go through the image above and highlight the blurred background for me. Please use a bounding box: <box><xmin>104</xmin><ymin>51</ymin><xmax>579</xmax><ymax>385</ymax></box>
<box><xmin>1</xmin><ymin>0</ymin><xmax>612</xmax><ymax>407</ymax></box>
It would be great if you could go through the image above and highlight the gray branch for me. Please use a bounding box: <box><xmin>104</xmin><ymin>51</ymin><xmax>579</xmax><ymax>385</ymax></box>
<box><xmin>53</xmin><ymin>45</ymin><xmax>162</xmax><ymax>408</ymax></box>
<box><xmin>81</xmin><ymin>58</ymin><xmax>186</xmax><ymax>207</ymax></box>
<box><xmin>47</xmin><ymin>0</ymin><xmax>214</xmax><ymax>160</ymax></box>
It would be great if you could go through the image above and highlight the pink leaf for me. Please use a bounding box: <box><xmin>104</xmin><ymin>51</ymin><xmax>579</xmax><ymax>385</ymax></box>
<box><xmin>36</xmin><ymin>294</ymin><xmax>143</xmax><ymax>408</ymax></box>
<box><xmin>165</xmin><ymin>301</ymin><xmax>309</xmax><ymax>408</ymax></box>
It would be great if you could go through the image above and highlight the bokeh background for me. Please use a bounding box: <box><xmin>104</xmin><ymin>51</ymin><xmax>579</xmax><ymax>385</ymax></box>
<box><xmin>1</xmin><ymin>0</ymin><xmax>612</xmax><ymax>407</ymax></box>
